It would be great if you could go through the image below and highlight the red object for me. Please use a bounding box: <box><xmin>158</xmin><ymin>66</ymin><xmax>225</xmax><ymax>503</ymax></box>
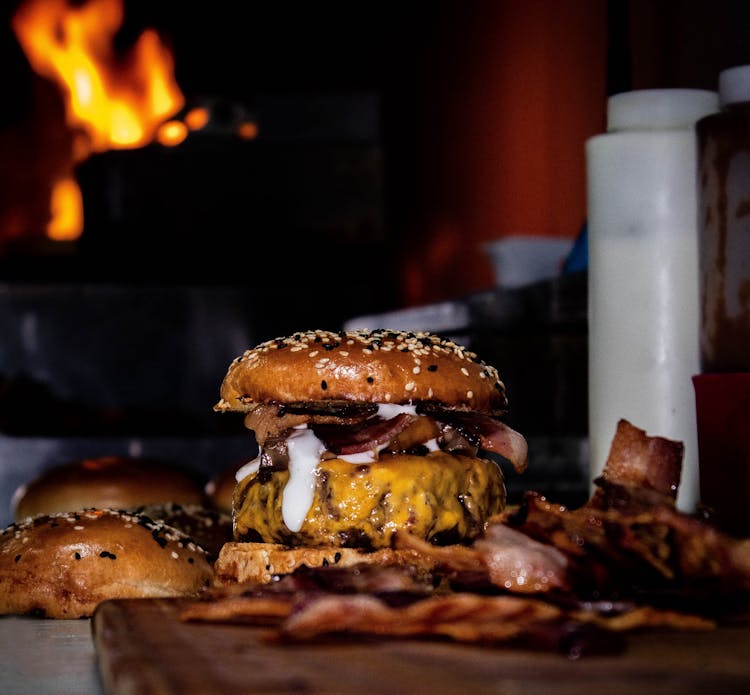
<box><xmin>693</xmin><ymin>373</ymin><xmax>750</xmax><ymax>537</ymax></box>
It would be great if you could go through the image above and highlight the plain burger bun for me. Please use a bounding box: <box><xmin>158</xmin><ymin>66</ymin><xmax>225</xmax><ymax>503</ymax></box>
<box><xmin>215</xmin><ymin>328</ymin><xmax>509</xmax><ymax>415</ymax></box>
<box><xmin>12</xmin><ymin>456</ymin><xmax>205</xmax><ymax>521</ymax></box>
<box><xmin>0</xmin><ymin>508</ymin><xmax>215</xmax><ymax>618</ymax></box>
<box><xmin>213</xmin><ymin>329</ymin><xmax>528</xmax><ymax>576</ymax></box>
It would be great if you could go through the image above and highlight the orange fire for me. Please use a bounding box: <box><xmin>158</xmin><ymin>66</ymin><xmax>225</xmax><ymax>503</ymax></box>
<box><xmin>11</xmin><ymin>0</ymin><xmax>184</xmax><ymax>241</ymax></box>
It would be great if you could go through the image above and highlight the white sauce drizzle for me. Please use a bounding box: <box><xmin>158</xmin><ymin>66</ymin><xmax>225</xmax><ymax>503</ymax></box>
<box><xmin>235</xmin><ymin>457</ymin><xmax>260</xmax><ymax>482</ymax></box>
<box><xmin>338</xmin><ymin>449</ymin><xmax>380</xmax><ymax>464</ymax></box>
<box><xmin>377</xmin><ymin>403</ymin><xmax>417</xmax><ymax>419</ymax></box>
<box><xmin>282</xmin><ymin>427</ymin><xmax>326</xmax><ymax>532</ymax></box>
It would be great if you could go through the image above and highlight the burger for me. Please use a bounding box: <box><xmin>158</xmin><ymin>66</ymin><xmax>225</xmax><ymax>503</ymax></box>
<box><xmin>213</xmin><ymin>329</ymin><xmax>528</xmax><ymax>582</ymax></box>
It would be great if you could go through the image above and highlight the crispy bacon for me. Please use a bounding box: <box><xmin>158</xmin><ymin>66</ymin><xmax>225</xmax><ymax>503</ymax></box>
<box><xmin>182</xmin><ymin>418</ymin><xmax>749</xmax><ymax>654</ymax></box>
<box><xmin>592</xmin><ymin>418</ymin><xmax>683</xmax><ymax>503</ymax></box>
<box><xmin>312</xmin><ymin>414</ymin><xmax>417</xmax><ymax>454</ymax></box>
<box><xmin>474</xmin><ymin>523</ymin><xmax>571</xmax><ymax>594</ymax></box>
<box><xmin>421</xmin><ymin>407</ymin><xmax>528</xmax><ymax>473</ymax></box>
<box><xmin>245</xmin><ymin>403</ymin><xmax>377</xmax><ymax>446</ymax></box>
<box><xmin>280</xmin><ymin>592</ymin><xmax>561</xmax><ymax>644</ymax></box>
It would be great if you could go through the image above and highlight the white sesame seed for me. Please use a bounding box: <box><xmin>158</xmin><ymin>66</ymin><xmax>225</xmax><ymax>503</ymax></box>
<box><xmin>73</xmin><ymin>526</ymin><xmax>84</xmax><ymax>530</ymax></box>
<box><xmin>171</xmin><ymin>551</ymin><xmax>179</xmax><ymax>559</ymax></box>
<box><xmin>340</xmin><ymin>351</ymin><xmax>349</xmax><ymax>357</ymax></box>
<box><xmin>467</xmin><ymin>390</ymin><xmax>474</xmax><ymax>398</ymax></box>
<box><xmin>405</xmin><ymin>382</ymin><xmax>415</xmax><ymax>391</ymax></box>
<box><xmin>309</xmin><ymin>350</ymin><xmax>319</xmax><ymax>357</ymax></box>
<box><xmin>461</xmin><ymin>367</ymin><xmax>469</xmax><ymax>376</ymax></box>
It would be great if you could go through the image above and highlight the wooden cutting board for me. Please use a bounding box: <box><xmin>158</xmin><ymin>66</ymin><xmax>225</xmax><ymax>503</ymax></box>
<box><xmin>92</xmin><ymin>598</ymin><xmax>750</xmax><ymax>695</ymax></box>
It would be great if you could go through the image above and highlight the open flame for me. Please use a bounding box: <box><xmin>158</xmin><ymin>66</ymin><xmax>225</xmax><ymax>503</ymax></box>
<box><xmin>12</xmin><ymin>0</ymin><xmax>184</xmax><ymax>241</ymax></box>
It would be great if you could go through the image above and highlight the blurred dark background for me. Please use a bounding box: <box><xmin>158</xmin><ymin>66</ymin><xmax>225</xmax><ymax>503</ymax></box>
<box><xmin>0</xmin><ymin>0</ymin><xmax>749</xmax><ymax>521</ymax></box>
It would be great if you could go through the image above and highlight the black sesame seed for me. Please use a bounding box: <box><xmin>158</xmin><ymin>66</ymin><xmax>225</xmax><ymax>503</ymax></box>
<box><xmin>427</xmin><ymin>364</ymin><xmax>438</xmax><ymax>372</ymax></box>
<box><xmin>334</xmin><ymin>552</ymin><xmax>342</xmax><ymax>563</ymax></box>
<box><xmin>14</xmin><ymin>554</ymin><xmax>21</xmax><ymax>563</ymax></box>
<box><xmin>366</xmin><ymin>376</ymin><xmax>374</xmax><ymax>383</ymax></box>
<box><xmin>75</xmin><ymin>552</ymin><xmax>81</xmax><ymax>560</ymax></box>
<box><xmin>322</xmin><ymin>558</ymin><xmax>329</xmax><ymax>567</ymax></box>
<box><xmin>321</xmin><ymin>380</ymin><xmax>328</xmax><ymax>390</ymax></box>
<box><xmin>188</xmin><ymin>557</ymin><xmax>194</xmax><ymax>564</ymax></box>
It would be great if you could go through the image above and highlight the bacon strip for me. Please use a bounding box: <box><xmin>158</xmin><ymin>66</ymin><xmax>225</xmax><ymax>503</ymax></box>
<box><xmin>478</xmin><ymin>421</ymin><xmax>529</xmax><ymax>473</ymax></box>
<box><xmin>312</xmin><ymin>414</ymin><xmax>417</xmax><ymax>454</ymax></box>
<box><xmin>423</xmin><ymin>408</ymin><xmax>529</xmax><ymax>473</ymax></box>
<box><xmin>280</xmin><ymin>592</ymin><xmax>561</xmax><ymax>643</ymax></box>
<box><xmin>595</xmin><ymin>419</ymin><xmax>683</xmax><ymax>501</ymax></box>
<box><xmin>474</xmin><ymin>523</ymin><xmax>571</xmax><ymax>594</ymax></box>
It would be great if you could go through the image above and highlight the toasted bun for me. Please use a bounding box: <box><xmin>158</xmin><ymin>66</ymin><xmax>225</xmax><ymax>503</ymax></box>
<box><xmin>214</xmin><ymin>541</ymin><xmax>438</xmax><ymax>585</ymax></box>
<box><xmin>12</xmin><ymin>456</ymin><xmax>205</xmax><ymax>521</ymax></box>
<box><xmin>0</xmin><ymin>509</ymin><xmax>215</xmax><ymax>618</ymax></box>
<box><xmin>215</xmin><ymin>329</ymin><xmax>508</xmax><ymax>414</ymax></box>
<box><xmin>204</xmin><ymin>464</ymin><xmax>240</xmax><ymax>515</ymax></box>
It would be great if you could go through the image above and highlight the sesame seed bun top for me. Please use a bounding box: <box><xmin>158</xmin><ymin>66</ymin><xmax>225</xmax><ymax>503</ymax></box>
<box><xmin>0</xmin><ymin>508</ymin><xmax>215</xmax><ymax>618</ymax></box>
<box><xmin>215</xmin><ymin>329</ymin><xmax>508</xmax><ymax>415</ymax></box>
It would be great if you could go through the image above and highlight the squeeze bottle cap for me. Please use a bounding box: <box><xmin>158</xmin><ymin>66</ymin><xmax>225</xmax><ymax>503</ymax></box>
<box><xmin>607</xmin><ymin>89</ymin><xmax>718</xmax><ymax>131</ymax></box>
<box><xmin>719</xmin><ymin>64</ymin><xmax>750</xmax><ymax>106</ymax></box>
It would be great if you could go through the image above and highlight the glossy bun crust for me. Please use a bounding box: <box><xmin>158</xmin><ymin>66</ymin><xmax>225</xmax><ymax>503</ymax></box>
<box><xmin>0</xmin><ymin>509</ymin><xmax>215</xmax><ymax>618</ymax></box>
<box><xmin>216</xmin><ymin>329</ymin><xmax>508</xmax><ymax>414</ymax></box>
<box><xmin>13</xmin><ymin>456</ymin><xmax>205</xmax><ymax>521</ymax></box>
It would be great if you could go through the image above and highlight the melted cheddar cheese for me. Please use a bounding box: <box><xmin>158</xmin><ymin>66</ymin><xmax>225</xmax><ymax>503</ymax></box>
<box><xmin>233</xmin><ymin>451</ymin><xmax>505</xmax><ymax>549</ymax></box>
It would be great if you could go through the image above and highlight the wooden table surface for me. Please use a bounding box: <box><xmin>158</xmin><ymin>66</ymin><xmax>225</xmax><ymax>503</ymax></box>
<box><xmin>90</xmin><ymin>597</ymin><xmax>750</xmax><ymax>695</ymax></box>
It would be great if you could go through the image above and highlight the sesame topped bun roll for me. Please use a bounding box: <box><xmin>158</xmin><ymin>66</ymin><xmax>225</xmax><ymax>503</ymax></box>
<box><xmin>0</xmin><ymin>509</ymin><xmax>215</xmax><ymax>618</ymax></box>
<box><xmin>214</xmin><ymin>329</ymin><xmax>528</xmax><ymax>579</ymax></box>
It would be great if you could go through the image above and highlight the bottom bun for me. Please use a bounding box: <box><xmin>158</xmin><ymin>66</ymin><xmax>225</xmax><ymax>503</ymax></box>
<box><xmin>215</xmin><ymin>541</ymin><xmax>438</xmax><ymax>585</ymax></box>
<box><xmin>0</xmin><ymin>509</ymin><xmax>216</xmax><ymax>618</ymax></box>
